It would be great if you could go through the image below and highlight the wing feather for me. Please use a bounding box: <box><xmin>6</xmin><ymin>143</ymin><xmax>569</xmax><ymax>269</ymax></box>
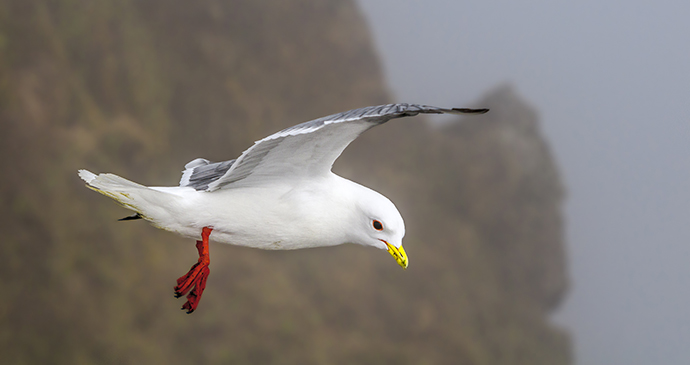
<box><xmin>180</xmin><ymin>104</ymin><xmax>487</xmax><ymax>191</ymax></box>
<box><xmin>179</xmin><ymin>158</ymin><xmax>237</xmax><ymax>191</ymax></box>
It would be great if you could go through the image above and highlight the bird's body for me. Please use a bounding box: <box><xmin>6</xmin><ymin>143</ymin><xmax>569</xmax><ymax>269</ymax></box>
<box><xmin>130</xmin><ymin>173</ymin><xmax>395</xmax><ymax>250</ymax></box>
<box><xmin>80</xmin><ymin>103</ymin><xmax>487</xmax><ymax>312</ymax></box>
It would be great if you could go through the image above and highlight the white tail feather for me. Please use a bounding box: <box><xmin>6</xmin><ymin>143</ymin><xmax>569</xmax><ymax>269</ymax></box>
<box><xmin>78</xmin><ymin>169</ymin><xmax>181</xmax><ymax>224</ymax></box>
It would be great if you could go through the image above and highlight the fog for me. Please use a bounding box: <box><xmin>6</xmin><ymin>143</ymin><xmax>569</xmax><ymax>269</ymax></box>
<box><xmin>357</xmin><ymin>1</ymin><xmax>690</xmax><ymax>364</ymax></box>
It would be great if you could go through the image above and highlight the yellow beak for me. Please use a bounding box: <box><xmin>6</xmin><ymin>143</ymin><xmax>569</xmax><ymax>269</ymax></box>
<box><xmin>384</xmin><ymin>241</ymin><xmax>408</xmax><ymax>269</ymax></box>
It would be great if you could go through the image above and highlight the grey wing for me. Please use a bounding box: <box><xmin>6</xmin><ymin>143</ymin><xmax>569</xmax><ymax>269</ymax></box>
<box><xmin>179</xmin><ymin>158</ymin><xmax>237</xmax><ymax>190</ymax></box>
<box><xmin>181</xmin><ymin>104</ymin><xmax>488</xmax><ymax>191</ymax></box>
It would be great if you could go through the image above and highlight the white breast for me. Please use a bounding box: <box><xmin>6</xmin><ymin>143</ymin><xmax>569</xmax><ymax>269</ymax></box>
<box><xmin>161</xmin><ymin>174</ymin><xmax>358</xmax><ymax>250</ymax></box>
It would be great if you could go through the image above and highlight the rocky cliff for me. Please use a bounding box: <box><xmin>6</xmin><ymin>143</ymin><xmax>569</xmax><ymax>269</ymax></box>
<box><xmin>0</xmin><ymin>1</ymin><xmax>569</xmax><ymax>364</ymax></box>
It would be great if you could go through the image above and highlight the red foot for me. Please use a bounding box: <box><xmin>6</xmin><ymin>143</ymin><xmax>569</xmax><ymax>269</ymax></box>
<box><xmin>174</xmin><ymin>227</ymin><xmax>212</xmax><ymax>313</ymax></box>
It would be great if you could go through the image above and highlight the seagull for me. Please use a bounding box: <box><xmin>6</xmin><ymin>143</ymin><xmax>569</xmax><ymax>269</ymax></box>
<box><xmin>79</xmin><ymin>103</ymin><xmax>488</xmax><ymax>313</ymax></box>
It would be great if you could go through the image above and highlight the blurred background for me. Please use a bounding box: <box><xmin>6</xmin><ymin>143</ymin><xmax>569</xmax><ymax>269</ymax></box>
<box><xmin>0</xmin><ymin>0</ymin><xmax>684</xmax><ymax>364</ymax></box>
<box><xmin>359</xmin><ymin>1</ymin><xmax>690</xmax><ymax>365</ymax></box>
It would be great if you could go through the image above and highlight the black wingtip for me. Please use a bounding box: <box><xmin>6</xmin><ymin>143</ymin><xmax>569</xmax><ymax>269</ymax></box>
<box><xmin>452</xmin><ymin>108</ymin><xmax>489</xmax><ymax>114</ymax></box>
<box><xmin>118</xmin><ymin>213</ymin><xmax>143</xmax><ymax>221</ymax></box>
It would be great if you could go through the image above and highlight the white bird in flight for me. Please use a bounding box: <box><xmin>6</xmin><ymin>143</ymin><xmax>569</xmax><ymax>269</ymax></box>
<box><xmin>79</xmin><ymin>103</ymin><xmax>488</xmax><ymax>313</ymax></box>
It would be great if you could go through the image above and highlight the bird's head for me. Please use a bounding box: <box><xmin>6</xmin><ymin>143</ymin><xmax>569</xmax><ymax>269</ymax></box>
<box><xmin>352</xmin><ymin>188</ymin><xmax>408</xmax><ymax>269</ymax></box>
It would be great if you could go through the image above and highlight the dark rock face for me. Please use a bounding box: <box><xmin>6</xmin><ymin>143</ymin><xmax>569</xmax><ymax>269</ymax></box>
<box><xmin>340</xmin><ymin>84</ymin><xmax>571</xmax><ymax>364</ymax></box>
<box><xmin>444</xmin><ymin>85</ymin><xmax>569</xmax><ymax>313</ymax></box>
<box><xmin>0</xmin><ymin>1</ymin><xmax>569</xmax><ymax>364</ymax></box>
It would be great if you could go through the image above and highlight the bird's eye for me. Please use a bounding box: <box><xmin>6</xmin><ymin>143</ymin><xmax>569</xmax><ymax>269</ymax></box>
<box><xmin>372</xmin><ymin>220</ymin><xmax>383</xmax><ymax>231</ymax></box>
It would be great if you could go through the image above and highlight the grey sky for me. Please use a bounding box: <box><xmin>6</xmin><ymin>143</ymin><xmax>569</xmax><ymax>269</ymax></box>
<box><xmin>357</xmin><ymin>1</ymin><xmax>690</xmax><ymax>364</ymax></box>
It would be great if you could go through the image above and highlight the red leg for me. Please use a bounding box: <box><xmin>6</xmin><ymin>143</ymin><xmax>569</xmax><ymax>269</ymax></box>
<box><xmin>174</xmin><ymin>227</ymin><xmax>212</xmax><ymax>313</ymax></box>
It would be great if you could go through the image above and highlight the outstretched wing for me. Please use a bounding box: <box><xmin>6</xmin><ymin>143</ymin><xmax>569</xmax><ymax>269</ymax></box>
<box><xmin>180</xmin><ymin>104</ymin><xmax>488</xmax><ymax>191</ymax></box>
